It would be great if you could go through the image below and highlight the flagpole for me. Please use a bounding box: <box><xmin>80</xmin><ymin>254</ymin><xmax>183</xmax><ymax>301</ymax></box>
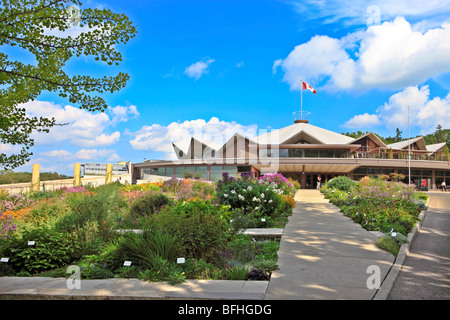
<box><xmin>300</xmin><ymin>79</ymin><xmax>303</xmax><ymax>121</ymax></box>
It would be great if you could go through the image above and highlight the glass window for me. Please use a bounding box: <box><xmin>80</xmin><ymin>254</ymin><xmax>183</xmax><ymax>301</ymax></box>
<box><xmin>354</xmin><ymin>168</ymin><xmax>367</xmax><ymax>174</ymax></box>
<box><xmin>304</xmin><ymin>149</ymin><xmax>318</xmax><ymax>158</ymax></box>
<box><xmin>175</xmin><ymin>166</ymin><xmax>185</xmax><ymax>178</ymax></box>
<box><xmin>422</xmin><ymin>170</ymin><xmax>432</xmax><ymax>177</ymax></box>
<box><xmin>237</xmin><ymin>166</ymin><xmax>251</xmax><ymax>173</ymax></box>
<box><xmin>319</xmin><ymin>149</ymin><xmax>334</xmax><ymax>158</ymax></box>
<box><xmin>435</xmin><ymin>171</ymin><xmax>444</xmax><ymax>177</ymax></box>
<box><xmin>279</xmin><ymin>149</ymin><xmax>289</xmax><ymax>157</ymax></box>
<box><xmin>196</xmin><ymin>166</ymin><xmax>207</xmax><ymax>179</ymax></box>
<box><xmin>223</xmin><ymin>166</ymin><xmax>237</xmax><ymax>177</ymax></box>
<box><xmin>165</xmin><ymin>167</ymin><xmax>173</xmax><ymax>177</ymax></box>
<box><xmin>288</xmin><ymin>149</ymin><xmax>303</xmax><ymax>157</ymax></box>
<box><xmin>210</xmin><ymin>166</ymin><xmax>223</xmax><ymax>181</ymax></box>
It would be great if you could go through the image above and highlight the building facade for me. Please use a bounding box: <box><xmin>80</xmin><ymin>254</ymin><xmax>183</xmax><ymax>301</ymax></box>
<box><xmin>132</xmin><ymin>120</ymin><xmax>450</xmax><ymax>190</ymax></box>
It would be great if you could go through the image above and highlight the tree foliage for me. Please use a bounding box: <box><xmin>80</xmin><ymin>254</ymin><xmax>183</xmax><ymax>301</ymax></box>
<box><xmin>0</xmin><ymin>0</ymin><xmax>137</xmax><ymax>169</ymax></box>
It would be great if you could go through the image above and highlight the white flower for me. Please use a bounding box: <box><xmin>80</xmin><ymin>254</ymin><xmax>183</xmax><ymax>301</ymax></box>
<box><xmin>247</xmin><ymin>186</ymin><xmax>252</xmax><ymax>191</ymax></box>
<box><xmin>268</xmin><ymin>199</ymin><xmax>273</xmax><ymax>204</ymax></box>
<box><xmin>252</xmin><ymin>197</ymin><xmax>259</xmax><ymax>202</ymax></box>
<box><xmin>254</xmin><ymin>207</ymin><xmax>259</xmax><ymax>211</ymax></box>
<box><xmin>223</xmin><ymin>194</ymin><xmax>229</xmax><ymax>198</ymax></box>
<box><xmin>238</xmin><ymin>195</ymin><xmax>245</xmax><ymax>201</ymax></box>
<box><xmin>231</xmin><ymin>190</ymin><xmax>236</xmax><ymax>194</ymax></box>
<box><xmin>261</xmin><ymin>193</ymin><xmax>265</xmax><ymax>198</ymax></box>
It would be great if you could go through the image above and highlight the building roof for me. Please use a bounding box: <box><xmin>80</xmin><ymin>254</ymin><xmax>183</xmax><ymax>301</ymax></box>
<box><xmin>426</xmin><ymin>142</ymin><xmax>447</xmax><ymax>153</ymax></box>
<box><xmin>387</xmin><ymin>136</ymin><xmax>427</xmax><ymax>151</ymax></box>
<box><xmin>256</xmin><ymin>122</ymin><xmax>355</xmax><ymax>145</ymax></box>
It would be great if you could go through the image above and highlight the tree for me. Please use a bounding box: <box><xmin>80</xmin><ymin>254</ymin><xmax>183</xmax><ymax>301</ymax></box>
<box><xmin>395</xmin><ymin>128</ymin><xmax>402</xmax><ymax>142</ymax></box>
<box><xmin>0</xmin><ymin>0</ymin><xmax>137</xmax><ymax>169</ymax></box>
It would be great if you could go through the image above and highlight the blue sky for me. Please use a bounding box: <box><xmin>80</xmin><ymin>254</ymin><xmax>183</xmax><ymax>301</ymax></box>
<box><xmin>7</xmin><ymin>0</ymin><xmax>450</xmax><ymax>174</ymax></box>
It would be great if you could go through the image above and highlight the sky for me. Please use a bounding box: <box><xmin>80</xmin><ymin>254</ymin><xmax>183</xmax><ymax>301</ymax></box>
<box><xmin>5</xmin><ymin>0</ymin><xmax>450</xmax><ymax>174</ymax></box>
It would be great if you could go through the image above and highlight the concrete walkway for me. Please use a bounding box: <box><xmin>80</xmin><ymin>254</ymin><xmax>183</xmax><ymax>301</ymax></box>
<box><xmin>0</xmin><ymin>189</ymin><xmax>396</xmax><ymax>300</ymax></box>
<box><xmin>264</xmin><ymin>189</ymin><xmax>395</xmax><ymax>300</ymax></box>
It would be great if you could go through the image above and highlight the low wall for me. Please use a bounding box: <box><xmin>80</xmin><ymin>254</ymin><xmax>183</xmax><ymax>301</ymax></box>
<box><xmin>0</xmin><ymin>174</ymin><xmax>132</xmax><ymax>194</ymax></box>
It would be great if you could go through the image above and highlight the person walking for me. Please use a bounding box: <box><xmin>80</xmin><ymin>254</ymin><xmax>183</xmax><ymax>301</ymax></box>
<box><xmin>441</xmin><ymin>181</ymin><xmax>446</xmax><ymax>192</ymax></box>
<box><xmin>317</xmin><ymin>175</ymin><xmax>322</xmax><ymax>190</ymax></box>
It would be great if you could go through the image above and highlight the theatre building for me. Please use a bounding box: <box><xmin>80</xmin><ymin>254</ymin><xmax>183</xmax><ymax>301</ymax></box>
<box><xmin>132</xmin><ymin>120</ymin><xmax>450</xmax><ymax>190</ymax></box>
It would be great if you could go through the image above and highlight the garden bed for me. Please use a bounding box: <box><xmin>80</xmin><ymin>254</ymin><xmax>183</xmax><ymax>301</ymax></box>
<box><xmin>0</xmin><ymin>173</ymin><xmax>297</xmax><ymax>284</ymax></box>
<box><xmin>320</xmin><ymin>175</ymin><xmax>428</xmax><ymax>256</ymax></box>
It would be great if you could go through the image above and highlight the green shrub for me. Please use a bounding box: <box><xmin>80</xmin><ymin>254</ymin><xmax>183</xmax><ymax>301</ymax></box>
<box><xmin>138</xmin><ymin>257</ymin><xmax>186</xmax><ymax>285</ymax></box>
<box><xmin>149</xmin><ymin>201</ymin><xmax>230</xmax><ymax>261</ymax></box>
<box><xmin>380</xmin><ymin>223</ymin><xmax>408</xmax><ymax>236</ymax></box>
<box><xmin>114</xmin><ymin>229</ymin><xmax>182</xmax><ymax>271</ymax></box>
<box><xmin>326</xmin><ymin>176</ymin><xmax>355</xmax><ymax>192</ymax></box>
<box><xmin>0</xmin><ymin>228</ymin><xmax>75</xmax><ymax>274</ymax></box>
<box><xmin>78</xmin><ymin>255</ymin><xmax>114</xmax><ymax>279</ymax></box>
<box><xmin>224</xmin><ymin>264</ymin><xmax>250</xmax><ymax>280</ymax></box>
<box><xmin>129</xmin><ymin>191</ymin><xmax>171</xmax><ymax>218</ymax></box>
<box><xmin>376</xmin><ymin>233</ymin><xmax>409</xmax><ymax>257</ymax></box>
<box><xmin>376</xmin><ymin>236</ymin><xmax>399</xmax><ymax>256</ymax></box>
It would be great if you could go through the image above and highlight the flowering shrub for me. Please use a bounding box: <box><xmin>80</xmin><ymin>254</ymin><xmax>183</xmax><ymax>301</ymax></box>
<box><xmin>0</xmin><ymin>193</ymin><xmax>35</xmax><ymax>213</ymax></box>
<box><xmin>0</xmin><ymin>214</ymin><xmax>17</xmax><ymax>239</ymax></box>
<box><xmin>161</xmin><ymin>178</ymin><xmax>215</xmax><ymax>202</ymax></box>
<box><xmin>218</xmin><ymin>179</ymin><xmax>282</xmax><ymax>217</ymax></box>
<box><xmin>258</xmin><ymin>173</ymin><xmax>296</xmax><ymax>197</ymax></box>
<box><xmin>323</xmin><ymin>177</ymin><xmax>426</xmax><ymax>233</ymax></box>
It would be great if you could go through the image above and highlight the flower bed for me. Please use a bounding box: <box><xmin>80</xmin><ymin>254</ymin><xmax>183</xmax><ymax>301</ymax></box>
<box><xmin>321</xmin><ymin>175</ymin><xmax>428</xmax><ymax>256</ymax></box>
<box><xmin>0</xmin><ymin>173</ymin><xmax>298</xmax><ymax>283</ymax></box>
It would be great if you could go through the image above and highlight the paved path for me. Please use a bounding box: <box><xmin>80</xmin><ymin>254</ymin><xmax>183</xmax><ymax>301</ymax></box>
<box><xmin>265</xmin><ymin>189</ymin><xmax>395</xmax><ymax>300</ymax></box>
<box><xmin>387</xmin><ymin>192</ymin><xmax>450</xmax><ymax>300</ymax></box>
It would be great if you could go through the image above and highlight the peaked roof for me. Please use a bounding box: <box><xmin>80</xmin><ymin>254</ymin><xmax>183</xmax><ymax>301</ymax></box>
<box><xmin>426</xmin><ymin>142</ymin><xmax>447</xmax><ymax>153</ymax></box>
<box><xmin>350</xmin><ymin>132</ymin><xmax>386</xmax><ymax>148</ymax></box>
<box><xmin>387</xmin><ymin>137</ymin><xmax>427</xmax><ymax>150</ymax></box>
<box><xmin>256</xmin><ymin>122</ymin><xmax>355</xmax><ymax>145</ymax></box>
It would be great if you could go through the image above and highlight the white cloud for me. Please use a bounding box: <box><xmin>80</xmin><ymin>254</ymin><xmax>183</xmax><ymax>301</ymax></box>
<box><xmin>342</xmin><ymin>113</ymin><xmax>381</xmax><ymax>129</ymax></box>
<box><xmin>22</xmin><ymin>100</ymin><xmax>138</xmax><ymax>147</ymax></box>
<box><xmin>343</xmin><ymin>86</ymin><xmax>450</xmax><ymax>134</ymax></box>
<box><xmin>107</xmin><ymin>105</ymin><xmax>139</xmax><ymax>125</ymax></box>
<box><xmin>129</xmin><ymin>117</ymin><xmax>258</xmax><ymax>159</ymax></box>
<box><xmin>184</xmin><ymin>58</ymin><xmax>215</xmax><ymax>80</ymax></box>
<box><xmin>39</xmin><ymin>150</ymin><xmax>72</xmax><ymax>158</ymax></box>
<box><xmin>73</xmin><ymin>148</ymin><xmax>117</xmax><ymax>160</ymax></box>
<box><xmin>275</xmin><ymin>17</ymin><xmax>450</xmax><ymax>92</ymax></box>
<box><xmin>290</xmin><ymin>0</ymin><xmax>450</xmax><ymax>27</ymax></box>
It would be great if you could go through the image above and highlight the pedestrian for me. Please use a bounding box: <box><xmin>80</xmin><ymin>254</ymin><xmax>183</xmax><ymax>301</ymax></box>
<box><xmin>442</xmin><ymin>181</ymin><xmax>446</xmax><ymax>192</ymax></box>
<box><xmin>317</xmin><ymin>175</ymin><xmax>322</xmax><ymax>190</ymax></box>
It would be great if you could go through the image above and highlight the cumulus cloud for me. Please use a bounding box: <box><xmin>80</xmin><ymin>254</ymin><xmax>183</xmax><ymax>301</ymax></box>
<box><xmin>129</xmin><ymin>117</ymin><xmax>258</xmax><ymax>159</ymax></box>
<box><xmin>184</xmin><ymin>58</ymin><xmax>215</xmax><ymax>80</ymax></box>
<box><xmin>343</xmin><ymin>86</ymin><xmax>450</xmax><ymax>134</ymax></box>
<box><xmin>22</xmin><ymin>100</ymin><xmax>138</xmax><ymax>147</ymax></box>
<box><xmin>73</xmin><ymin>148</ymin><xmax>117</xmax><ymax>160</ymax></box>
<box><xmin>342</xmin><ymin>113</ymin><xmax>381</xmax><ymax>129</ymax></box>
<box><xmin>274</xmin><ymin>17</ymin><xmax>450</xmax><ymax>92</ymax></box>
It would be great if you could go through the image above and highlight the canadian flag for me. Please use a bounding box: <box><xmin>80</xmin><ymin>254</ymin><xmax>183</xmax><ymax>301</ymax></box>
<box><xmin>302</xmin><ymin>81</ymin><xmax>317</xmax><ymax>94</ymax></box>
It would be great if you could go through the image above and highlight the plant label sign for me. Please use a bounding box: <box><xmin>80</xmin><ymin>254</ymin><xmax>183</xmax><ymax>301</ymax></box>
<box><xmin>28</xmin><ymin>241</ymin><xmax>35</xmax><ymax>246</ymax></box>
<box><xmin>261</xmin><ymin>218</ymin><xmax>266</xmax><ymax>222</ymax></box>
<box><xmin>391</xmin><ymin>232</ymin><xmax>397</xmax><ymax>237</ymax></box>
<box><xmin>123</xmin><ymin>261</ymin><xmax>132</xmax><ymax>267</ymax></box>
<box><xmin>1</xmin><ymin>258</ymin><xmax>9</xmax><ymax>263</ymax></box>
<box><xmin>177</xmin><ymin>258</ymin><xmax>185</xmax><ymax>264</ymax></box>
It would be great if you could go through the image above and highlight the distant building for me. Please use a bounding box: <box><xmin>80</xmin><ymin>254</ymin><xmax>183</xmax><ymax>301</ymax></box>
<box><xmin>132</xmin><ymin>120</ymin><xmax>450</xmax><ymax>190</ymax></box>
<box><xmin>83</xmin><ymin>162</ymin><xmax>132</xmax><ymax>176</ymax></box>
